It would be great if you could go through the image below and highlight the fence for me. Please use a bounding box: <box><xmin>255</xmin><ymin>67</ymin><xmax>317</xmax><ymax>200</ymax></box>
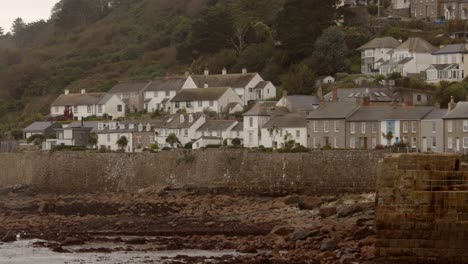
<box><xmin>0</xmin><ymin>141</ymin><xmax>17</xmax><ymax>153</ymax></box>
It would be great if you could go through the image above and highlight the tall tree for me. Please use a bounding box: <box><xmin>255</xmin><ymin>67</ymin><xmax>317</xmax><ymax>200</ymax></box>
<box><xmin>276</xmin><ymin>0</ymin><xmax>337</xmax><ymax>59</ymax></box>
<box><xmin>281</xmin><ymin>63</ymin><xmax>316</xmax><ymax>95</ymax></box>
<box><xmin>312</xmin><ymin>27</ymin><xmax>348</xmax><ymax>75</ymax></box>
<box><xmin>11</xmin><ymin>18</ymin><xmax>26</xmax><ymax>35</ymax></box>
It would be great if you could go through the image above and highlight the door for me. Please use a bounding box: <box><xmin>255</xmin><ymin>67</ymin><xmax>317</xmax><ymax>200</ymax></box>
<box><xmin>457</xmin><ymin>138</ymin><xmax>461</xmax><ymax>152</ymax></box>
<box><xmin>422</xmin><ymin>137</ymin><xmax>427</xmax><ymax>152</ymax></box>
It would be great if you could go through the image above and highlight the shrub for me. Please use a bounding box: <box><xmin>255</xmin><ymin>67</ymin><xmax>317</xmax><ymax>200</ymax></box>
<box><xmin>184</xmin><ymin>142</ymin><xmax>193</xmax><ymax>149</ymax></box>
<box><xmin>99</xmin><ymin>145</ymin><xmax>109</xmax><ymax>153</ymax></box>
<box><xmin>375</xmin><ymin>145</ymin><xmax>385</xmax><ymax>150</ymax></box>
<box><xmin>232</xmin><ymin>138</ymin><xmax>241</xmax><ymax>146</ymax></box>
<box><xmin>205</xmin><ymin>144</ymin><xmax>221</xmax><ymax>149</ymax></box>
<box><xmin>27</xmin><ymin>134</ymin><xmax>46</xmax><ymax>145</ymax></box>
<box><xmin>321</xmin><ymin>144</ymin><xmax>332</xmax><ymax>150</ymax></box>
<box><xmin>162</xmin><ymin>147</ymin><xmax>171</xmax><ymax>151</ymax></box>
<box><xmin>151</xmin><ymin>143</ymin><xmax>159</xmax><ymax>151</ymax></box>
<box><xmin>292</xmin><ymin>146</ymin><xmax>310</xmax><ymax>153</ymax></box>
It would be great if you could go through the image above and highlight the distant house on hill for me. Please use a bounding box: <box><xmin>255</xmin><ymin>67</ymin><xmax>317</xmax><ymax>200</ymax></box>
<box><xmin>170</xmin><ymin>87</ymin><xmax>243</xmax><ymax>114</ymax></box>
<box><xmin>183</xmin><ymin>69</ymin><xmax>277</xmax><ymax>105</ymax></box>
<box><xmin>143</xmin><ymin>76</ymin><xmax>187</xmax><ymax>113</ymax></box>
<box><xmin>107</xmin><ymin>81</ymin><xmax>151</xmax><ymax>113</ymax></box>
<box><xmin>22</xmin><ymin>121</ymin><xmax>61</xmax><ymax>139</ymax></box>
<box><xmin>154</xmin><ymin>113</ymin><xmax>206</xmax><ymax>149</ymax></box>
<box><xmin>260</xmin><ymin>113</ymin><xmax>308</xmax><ymax>149</ymax></box>
<box><xmin>50</xmin><ymin>89</ymin><xmax>125</xmax><ymax>120</ymax></box>
<box><xmin>358</xmin><ymin>37</ymin><xmax>401</xmax><ymax>74</ymax></box>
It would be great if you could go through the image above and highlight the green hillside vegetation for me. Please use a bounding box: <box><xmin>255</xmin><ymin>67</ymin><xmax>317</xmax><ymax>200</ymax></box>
<box><xmin>0</xmin><ymin>0</ymin><xmax>466</xmax><ymax>139</ymax></box>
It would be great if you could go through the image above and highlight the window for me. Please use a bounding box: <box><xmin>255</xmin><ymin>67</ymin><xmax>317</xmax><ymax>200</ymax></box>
<box><xmin>432</xmin><ymin>121</ymin><xmax>436</xmax><ymax>133</ymax></box>
<box><xmin>464</xmin><ymin>120</ymin><xmax>468</xmax><ymax>132</ymax></box>
<box><xmin>249</xmin><ymin>117</ymin><xmax>253</xmax><ymax>128</ymax></box>
<box><xmin>248</xmin><ymin>132</ymin><xmax>253</xmax><ymax>143</ymax></box>
<box><xmin>98</xmin><ymin>104</ymin><xmax>102</xmax><ymax>114</ymax></box>
<box><xmin>175</xmin><ymin>102</ymin><xmax>180</xmax><ymax>109</ymax></box>
<box><xmin>74</xmin><ymin>106</ymin><xmax>78</xmax><ymax>113</ymax></box>
<box><xmin>334</xmin><ymin>121</ymin><xmax>339</xmax><ymax>132</ymax></box>
<box><xmin>350</xmin><ymin>122</ymin><xmax>356</xmax><ymax>134</ymax></box>
<box><xmin>313</xmin><ymin>121</ymin><xmax>318</xmax><ymax>132</ymax></box>
<box><xmin>324</xmin><ymin>121</ymin><xmax>329</xmax><ymax>132</ymax></box>
<box><xmin>313</xmin><ymin>137</ymin><xmax>317</xmax><ymax>148</ymax></box>
<box><xmin>412</xmin><ymin>121</ymin><xmax>417</xmax><ymax>133</ymax></box>
<box><xmin>87</xmin><ymin>105</ymin><xmax>92</xmax><ymax>114</ymax></box>
<box><xmin>464</xmin><ymin>137</ymin><xmax>468</xmax><ymax>149</ymax></box>
<box><xmin>417</xmin><ymin>95</ymin><xmax>422</xmax><ymax>102</ymax></box>
<box><xmin>296</xmin><ymin>130</ymin><xmax>300</xmax><ymax>138</ymax></box>
<box><xmin>334</xmin><ymin>137</ymin><xmax>338</xmax><ymax>148</ymax></box>
<box><xmin>350</xmin><ymin>137</ymin><xmax>356</xmax><ymax>149</ymax></box>
<box><xmin>448</xmin><ymin>137</ymin><xmax>453</xmax><ymax>149</ymax></box>
<box><xmin>107</xmin><ymin>134</ymin><xmax>111</xmax><ymax>142</ymax></box>
<box><xmin>54</xmin><ymin>106</ymin><xmax>59</xmax><ymax>113</ymax></box>
<box><xmin>372</xmin><ymin>137</ymin><xmax>377</xmax><ymax>149</ymax></box>
<box><xmin>187</xmin><ymin>102</ymin><xmax>192</xmax><ymax>108</ymax></box>
<box><xmin>403</xmin><ymin>122</ymin><xmax>409</xmax><ymax>133</ymax></box>
<box><xmin>372</xmin><ymin>123</ymin><xmax>377</xmax><ymax>134</ymax></box>
<box><xmin>432</xmin><ymin>136</ymin><xmax>436</xmax><ymax>148</ymax></box>
<box><xmin>165</xmin><ymin>91</ymin><xmax>170</xmax><ymax>97</ymax></box>
<box><xmin>448</xmin><ymin>120</ymin><xmax>453</xmax><ymax>133</ymax></box>
<box><xmin>117</xmin><ymin>105</ymin><xmax>123</xmax><ymax>112</ymax></box>
<box><xmin>412</xmin><ymin>137</ymin><xmax>417</xmax><ymax>148</ymax></box>
<box><xmin>236</xmin><ymin>131</ymin><xmax>240</xmax><ymax>137</ymax></box>
<box><xmin>184</xmin><ymin>129</ymin><xmax>188</xmax><ymax>137</ymax></box>
<box><xmin>209</xmin><ymin>101</ymin><xmax>214</xmax><ymax>107</ymax></box>
<box><xmin>361</xmin><ymin>122</ymin><xmax>366</xmax><ymax>134</ymax></box>
<box><xmin>198</xmin><ymin>101</ymin><xmax>202</xmax><ymax>107</ymax></box>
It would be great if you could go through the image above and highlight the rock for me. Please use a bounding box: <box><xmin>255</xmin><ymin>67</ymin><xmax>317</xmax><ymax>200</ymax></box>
<box><xmin>319</xmin><ymin>207</ymin><xmax>337</xmax><ymax>218</ymax></box>
<box><xmin>61</xmin><ymin>237</ymin><xmax>84</xmax><ymax>246</ymax></box>
<box><xmin>360</xmin><ymin>246</ymin><xmax>376</xmax><ymax>259</ymax></box>
<box><xmin>52</xmin><ymin>246</ymin><xmax>69</xmax><ymax>253</ymax></box>
<box><xmin>289</xmin><ymin>228</ymin><xmax>319</xmax><ymax>241</ymax></box>
<box><xmin>320</xmin><ymin>239</ymin><xmax>337</xmax><ymax>251</ymax></box>
<box><xmin>237</xmin><ymin>245</ymin><xmax>258</xmax><ymax>254</ymax></box>
<box><xmin>1</xmin><ymin>231</ymin><xmax>16</xmax><ymax>242</ymax></box>
<box><xmin>298</xmin><ymin>196</ymin><xmax>323</xmax><ymax>210</ymax></box>
<box><xmin>354</xmin><ymin>227</ymin><xmax>376</xmax><ymax>240</ymax></box>
<box><xmin>283</xmin><ymin>195</ymin><xmax>300</xmax><ymax>205</ymax></box>
<box><xmin>271</xmin><ymin>225</ymin><xmax>295</xmax><ymax>236</ymax></box>
<box><xmin>125</xmin><ymin>238</ymin><xmax>147</xmax><ymax>244</ymax></box>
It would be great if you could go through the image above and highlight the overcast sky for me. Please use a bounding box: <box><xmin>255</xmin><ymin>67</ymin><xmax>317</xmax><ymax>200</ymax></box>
<box><xmin>0</xmin><ymin>0</ymin><xmax>59</xmax><ymax>32</ymax></box>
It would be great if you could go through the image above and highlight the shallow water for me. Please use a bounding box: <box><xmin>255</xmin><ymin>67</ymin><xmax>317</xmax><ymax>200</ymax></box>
<box><xmin>0</xmin><ymin>239</ymin><xmax>242</xmax><ymax>264</ymax></box>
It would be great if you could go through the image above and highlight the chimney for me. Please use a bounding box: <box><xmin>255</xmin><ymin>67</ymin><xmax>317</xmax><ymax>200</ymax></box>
<box><xmin>449</xmin><ymin>96</ymin><xmax>457</xmax><ymax>111</ymax></box>
<box><xmin>64</xmin><ymin>89</ymin><xmax>70</xmax><ymax>95</ymax></box>
<box><xmin>332</xmin><ymin>83</ymin><xmax>338</xmax><ymax>102</ymax></box>
<box><xmin>204</xmin><ymin>68</ymin><xmax>209</xmax><ymax>76</ymax></box>
<box><xmin>242</xmin><ymin>68</ymin><xmax>247</xmax><ymax>74</ymax></box>
<box><xmin>282</xmin><ymin>90</ymin><xmax>288</xmax><ymax>99</ymax></box>
<box><xmin>204</xmin><ymin>83</ymin><xmax>209</xmax><ymax>88</ymax></box>
<box><xmin>81</xmin><ymin>89</ymin><xmax>86</xmax><ymax>94</ymax></box>
<box><xmin>222</xmin><ymin>67</ymin><xmax>227</xmax><ymax>75</ymax></box>
<box><xmin>317</xmin><ymin>86</ymin><xmax>323</xmax><ymax>101</ymax></box>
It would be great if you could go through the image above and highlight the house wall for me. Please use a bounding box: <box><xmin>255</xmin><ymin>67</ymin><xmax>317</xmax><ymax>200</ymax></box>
<box><xmin>117</xmin><ymin>92</ymin><xmax>143</xmax><ymax>113</ymax></box>
<box><xmin>132</xmin><ymin>131</ymin><xmax>154</xmax><ymax>151</ymax></box>
<box><xmin>345</xmin><ymin>121</ymin><xmax>382</xmax><ymax>149</ymax></box>
<box><xmin>192</xmin><ymin>138</ymin><xmax>223</xmax><ymax>149</ymax></box>
<box><xmin>0</xmin><ymin>150</ymin><xmax>387</xmax><ymax>195</ymax></box>
<box><xmin>260</xmin><ymin>127</ymin><xmax>308</xmax><ymax>148</ymax></box>
<box><xmin>155</xmin><ymin>116</ymin><xmax>206</xmax><ymax>148</ymax></box>
<box><xmin>218</xmin><ymin>89</ymin><xmax>244</xmax><ymax>111</ymax></box>
<box><xmin>97</xmin><ymin>132</ymin><xmax>133</xmax><ymax>152</ymax></box>
<box><xmin>243</xmin><ymin>116</ymin><xmax>270</xmax><ymax>148</ymax></box>
<box><xmin>181</xmin><ymin>76</ymin><xmax>198</xmax><ymax>89</ymax></box>
<box><xmin>171</xmin><ymin>100</ymin><xmax>220</xmax><ymax>114</ymax></box>
<box><xmin>411</xmin><ymin>0</ymin><xmax>440</xmax><ymax>20</ymax></box>
<box><xmin>262</xmin><ymin>82</ymin><xmax>277</xmax><ymax>100</ymax></box>
<box><xmin>443</xmin><ymin>119</ymin><xmax>468</xmax><ymax>153</ymax></box>
<box><xmin>421</xmin><ymin>119</ymin><xmax>444</xmax><ymax>152</ymax></box>
<box><xmin>144</xmin><ymin>91</ymin><xmax>177</xmax><ymax>112</ymax></box>
<box><xmin>308</xmin><ymin>119</ymin><xmax>347</xmax><ymax>149</ymax></box>
<box><xmin>399</xmin><ymin>120</ymin><xmax>422</xmax><ymax>150</ymax></box>
<box><xmin>243</xmin><ymin>74</ymin><xmax>263</xmax><ymax>104</ymax></box>
<box><xmin>381</xmin><ymin>120</ymin><xmax>401</xmax><ymax>146</ymax></box>
<box><xmin>101</xmin><ymin>96</ymin><xmax>126</xmax><ymax>119</ymax></box>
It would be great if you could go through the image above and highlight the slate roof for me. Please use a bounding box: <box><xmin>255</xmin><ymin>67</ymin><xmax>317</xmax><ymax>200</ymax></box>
<box><xmin>51</xmin><ymin>93</ymin><xmax>106</xmax><ymax>106</ymax></box>
<box><xmin>108</xmin><ymin>81</ymin><xmax>150</xmax><ymax>94</ymax></box>
<box><xmin>394</xmin><ymin>38</ymin><xmax>437</xmax><ymax>53</ymax></box>
<box><xmin>243</xmin><ymin>101</ymin><xmax>289</xmax><ymax>116</ymax></box>
<box><xmin>444</xmin><ymin>102</ymin><xmax>468</xmax><ymax>119</ymax></box>
<box><xmin>433</xmin><ymin>44</ymin><xmax>467</xmax><ymax>55</ymax></box>
<box><xmin>190</xmin><ymin>73</ymin><xmax>257</xmax><ymax>88</ymax></box>
<box><xmin>263</xmin><ymin>113</ymin><xmax>307</xmax><ymax>129</ymax></box>
<box><xmin>357</xmin><ymin>37</ymin><xmax>401</xmax><ymax>50</ymax></box>
<box><xmin>324</xmin><ymin>88</ymin><xmax>393</xmax><ymax>102</ymax></box>
<box><xmin>67</xmin><ymin>121</ymin><xmax>99</xmax><ymax>133</ymax></box>
<box><xmin>145</xmin><ymin>77</ymin><xmax>186</xmax><ymax>92</ymax></box>
<box><xmin>282</xmin><ymin>95</ymin><xmax>320</xmax><ymax>112</ymax></box>
<box><xmin>197</xmin><ymin>120</ymin><xmax>237</xmax><ymax>131</ymax></box>
<box><xmin>424</xmin><ymin>109</ymin><xmax>448</xmax><ymax>120</ymax></box>
<box><xmin>307</xmin><ymin>102</ymin><xmax>358</xmax><ymax>119</ymax></box>
<box><xmin>156</xmin><ymin>113</ymin><xmax>204</xmax><ymax>129</ymax></box>
<box><xmin>232</xmin><ymin>122</ymin><xmax>244</xmax><ymax>131</ymax></box>
<box><xmin>347</xmin><ymin>106</ymin><xmax>434</xmax><ymax>121</ymax></box>
<box><xmin>97</xmin><ymin>94</ymin><xmax>119</xmax><ymax>104</ymax></box>
<box><xmin>429</xmin><ymin>64</ymin><xmax>455</xmax><ymax>70</ymax></box>
<box><xmin>171</xmin><ymin>87</ymin><xmax>230</xmax><ymax>102</ymax></box>
<box><xmin>23</xmin><ymin>122</ymin><xmax>57</xmax><ymax>132</ymax></box>
<box><xmin>254</xmin><ymin>81</ymin><xmax>271</xmax><ymax>89</ymax></box>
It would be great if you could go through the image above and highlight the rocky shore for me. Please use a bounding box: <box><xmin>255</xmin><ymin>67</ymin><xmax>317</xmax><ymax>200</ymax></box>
<box><xmin>0</xmin><ymin>185</ymin><xmax>377</xmax><ymax>263</ymax></box>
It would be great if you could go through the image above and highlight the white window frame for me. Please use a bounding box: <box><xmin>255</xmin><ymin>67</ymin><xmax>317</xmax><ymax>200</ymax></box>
<box><xmin>350</xmin><ymin>122</ymin><xmax>356</xmax><ymax>134</ymax></box>
<box><xmin>314</xmin><ymin>121</ymin><xmax>318</xmax><ymax>132</ymax></box>
<box><xmin>412</xmin><ymin>121</ymin><xmax>417</xmax><ymax>133</ymax></box>
<box><xmin>334</xmin><ymin>137</ymin><xmax>338</xmax><ymax>148</ymax></box>
<box><xmin>448</xmin><ymin>120</ymin><xmax>453</xmax><ymax>133</ymax></box>
<box><xmin>464</xmin><ymin>120</ymin><xmax>468</xmax><ymax>132</ymax></box>
<box><xmin>372</xmin><ymin>123</ymin><xmax>377</xmax><ymax>134</ymax></box>
<box><xmin>432</xmin><ymin>121</ymin><xmax>436</xmax><ymax>133</ymax></box>
<box><xmin>249</xmin><ymin>117</ymin><xmax>253</xmax><ymax>128</ymax></box>
<box><xmin>464</xmin><ymin>137</ymin><xmax>468</xmax><ymax>149</ymax></box>
<box><xmin>448</xmin><ymin>137</ymin><xmax>453</xmax><ymax>149</ymax></box>
<box><xmin>361</xmin><ymin>122</ymin><xmax>366</xmax><ymax>134</ymax></box>
<box><xmin>296</xmin><ymin>130</ymin><xmax>300</xmax><ymax>138</ymax></box>
<box><xmin>324</xmin><ymin>121</ymin><xmax>329</xmax><ymax>133</ymax></box>
<box><xmin>403</xmin><ymin>122</ymin><xmax>409</xmax><ymax>133</ymax></box>
<box><xmin>334</xmin><ymin>121</ymin><xmax>339</xmax><ymax>132</ymax></box>
<box><xmin>350</xmin><ymin>136</ymin><xmax>355</xmax><ymax>149</ymax></box>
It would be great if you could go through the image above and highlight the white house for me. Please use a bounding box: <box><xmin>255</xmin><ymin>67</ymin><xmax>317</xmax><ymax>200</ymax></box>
<box><xmin>154</xmin><ymin>113</ymin><xmax>206</xmax><ymax>148</ymax></box>
<box><xmin>96</xmin><ymin>122</ymin><xmax>134</xmax><ymax>152</ymax></box>
<box><xmin>357</xmin><ymin>37</ymin><xmax>401</xmax><ymax>74</ymax></box>
<box><xmin>50</xmin><ymin>90</ymin><xmax>125</xmax><ymax>120</ymax></box>
<box><xmin>421</xmin><ymin>109</ymin><xmax>446</xmax><ymax>153</ymax></box>
<box><xmin>143</xmin><ymin>76</ymin><xmax>187</xmax><ymax>113</ymax></box>
<box><xmin>425</xmin><ymin>44</ymin><xmax>468</xmax><ymax>83</ymax></box>
<box><xmin>392</xmin><ymin>0</ymin><xmax>409</xmax><ymax>9</ymax></box>
<box><xmin>23</xmin><ymin>122</ymin><xmax>61</xmax><ymax>139</ymax></box>
<box><xmin>183</xmin><ymin>69</ymin><xmax>277</xmax><ymax>105</ymax></box>
<box><xmin>192</xmin><ymin>120</ymin><xmax>238</xmax><ymax>149</ymax></box>
<box><xmin>276</xmin><ymin>92</ymin><xmax>320</xmax><ymax>115</ymax></box>
<box><xmin>379</xmin><ymin>37</ymin><xmax>437</xmax><ymax>77</ymax></box>
<box><xmin>260</xmin><ymin>113</ymin><xmax>308</xmax><ymax>149</ymax></box>
<box><xmin>43</xmin><ymin>121</ymin><xmax>98</xmax><ymax>150</ymax></box>
<box><xmin>170</xmin><ymin>87</ymin><xmax>243</xmax><ymax>114</ymax></box>
<box><xmin>107</xmin><ymin>81</ymin><xmax>151</xmax><ymax>113</ymax></box>
<box><xmin>243</xmin><ymin>101</ymin><xmax>289</xmax><ymax>148</ymax></box>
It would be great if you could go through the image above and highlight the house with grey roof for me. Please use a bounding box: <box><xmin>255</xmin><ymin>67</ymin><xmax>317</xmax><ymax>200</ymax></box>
<box><xmin>143</xmin><ymin>76</ymin><xmax>187</xmax><ymax>113</ymax></box>
<box><xmin>183</xmin><ymin>69</ymin><xmax>277</xmax><ymax>105</ymax></box>
<box><xmin>276</xmin><ymin>92</ymin><xmax>320</xmax><ymax>114</ymax></box>
<box><xmin>23</xmin><ymin>121</ymin><xmax>61</xmax><ymax>139</ymax></box>
<box><xmin>307</xmin><ymin>102</ymin><xmax>359</xmax><ymax>149</ymax></box>
<box><xmin>95</xmin><ymin>121</ymin><xmax>157</xmax><ymax>152</ymax></box>
<box><xmin>50</xmin><ymin>89</ymin><xmax>125</xmax><ymax>120</ymax></box>
<box><xmin>442</xmin><ymin>100</ymin><xmax>468</xmax><ymax>153</ymax></box>
<box><xmin>170</xmin><ymin>87</ymin><xmax>243</xmax><ymax>114</ymax></box>
<box><xmin>323</xmin><ymin>87</ymin><xmax>394</xmax><ymax>105</ymax></box>
<box><xmin>380</xmin><ymin>37</ymin><xmax>437</xmax><ymax>77</ymax></box>
<box><xmin>425</xmin><ymin>44</ymin><xmax>467</xmax><ymax>83</ymax></box>
<box><xmin>193</xmin><ymin>120</ymin><xmax>239</xmax><ymax>149</ymax></box>
<box><xmin>154</xmin><ymin>113</ymin><xmax>206</xmax><ymax>148</ymax></box>
<box><xmin>43</xmin><ymin>121</ymin><xmax>98</xmax><ymax>151</ymax></box>
<box><xmin>346</xmin><ymin>106</ymin><xmax>434</xmax><ymax>150</ymax></box>
<box><xmin>260</xmin><ymin>113</ymin><xmax>308</xmax><ymax>149</ymax></box>
<box><xmin>243</xmin><ymin>101</ymin><xmax>289</xmax><ymax>148</ymax></box>
<box><xmin>108</xmin><ymin>81</ymin><xmax>151</xmax><ymax>113</ymax></box>
<box><xmin>421</xmin><ymin>108</ymin><xmax>447</xmax><ymax>153</ymax></box>
<box><xmin>357</xmin><ymin>37</ymin><xmax>401</xmax><ymax>74</ymax></box>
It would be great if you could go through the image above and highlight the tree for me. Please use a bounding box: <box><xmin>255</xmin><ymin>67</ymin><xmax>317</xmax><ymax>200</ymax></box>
<box><xmin>312</xmin><ymin>27</ymin><xmax>348</xmax><ymax>75</ymax></box>
<box><xmin>436</xmin><ymin>82</ymin><xmax>468</xmax><ymax>107</ymax></box>
<box><xmin>382</xmin><ymin>131</ymin><xmax>394</xmax><ymax>147</ymax></box>
<box><xmin>11</xmin><ymin>18</ymin><xmax>25</xmax><ymax>35</ymax></box>
<box><xmin>281</xmin><ymin>63</ymin><xmax>316</xmax><ymax>95</ymax></box>
<box><xmin>232</xmin><ymin>138</ymin><xmax>241</xmax><ymax>147</ymax></box>
<box><xmin>88</xmin><ymin>133</ymin><xmax>98</xmax><ymax>149</ymax></box>
<box><xmin>276</xmin><ymin>0</ymin><xmax>337</xmax><ymax>59</ymax></box>
<box><xmin>117</xmin><ymin>136</ymin><xmax>128</xmax><ymax>151</ymax></box>
<box><xmin>166</xmin><ymin>133</ymin><xmax>181</xmax><ymax>149</ymax></box>
<box><xmin>267</xmin><ymin>126</ymin><xmax>280</xmax><ymax>149</ymax></box>
<box><xmin>283</xmin><ymin>132</ymin><xmax>295</xmax><ymax>150</ymax></box>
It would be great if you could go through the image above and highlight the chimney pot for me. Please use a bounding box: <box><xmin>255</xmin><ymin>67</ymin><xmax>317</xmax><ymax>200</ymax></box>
<box><xmin>81</xmin><ymin>89</ymin><xmax>86</xmax><ymax>94</ymax></box>
<box><xmin>64</xmin><ymin>89</ymin><xmax>70</xmax><ymax>95</ymax></box>
<box><xmin>222</xmin><ymin>67</ymin><xmax>227</xmax><ymax>75</ymax></box>
<box><xmin>242</xmin><ymin>68</ymin><xmax>247</xmax><ymax>74</ymax></box>
<box><xmin>204</xmin><ymin>69</ymin><xmax>209</xmax><ymax>76</ymax></box>
<box><xmin>332</xmin><ymin>83</ymin><xmax>338</xmax><ymax>102</ymax></box>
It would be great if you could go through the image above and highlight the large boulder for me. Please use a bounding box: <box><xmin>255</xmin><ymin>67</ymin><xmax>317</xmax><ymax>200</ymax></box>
<box><xmin>320</xmin><ymin>239</ymin><xmax>337</xmax><ymax>251</ymax></box>
<box><xmin>1</xmin><ymin>231</ymin><xmax>16</xmax><ymax>242</ymax></box>
<box><xmin>271</xmin><ymin>225</ymin><xmax>295</xmax><ymax>236</ymax></box>
<box><xmin>298</xmin><ymin>196</ymin><xmax>323</xmax><ymax>210</ymax></box>
<box><xmin>319</xmin><ymin>207</ymin><xmax>337</xmax><ymax>218</ymax></box>
<box><xmin>337</xmin><ymin>203</ymin><xmax>373</xmax><ymax>218</ymax></box>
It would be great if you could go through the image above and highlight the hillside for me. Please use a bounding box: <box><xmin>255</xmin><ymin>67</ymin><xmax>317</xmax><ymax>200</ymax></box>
<box><xmin>0</xmin><ymin>0</ymin><xmax>460</xmax><ymax>139</ymax></box>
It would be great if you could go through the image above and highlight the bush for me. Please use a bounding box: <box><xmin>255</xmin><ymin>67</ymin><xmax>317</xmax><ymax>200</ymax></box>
<box><xmin>184</xmin><ymin>142</ymin><xmax>193</xmax><ymax>149</ymax></box>
<box><xmin>52</xmin><ymin>145</ymin><xmax>87</xmax><ymax>152</ymax></box>
<box><xmin>321</xmin><ymin>144</ymin><xmax>333</xmax><ymax>150</ymax></box>
<box><xmin>151</xmin><ymin>143</ymin><xmax>159</xmax><ymax>151</ymax></box>
<box><xmin>27</xmin><ymin>134</ymin><xmax>46</xmax><ymax>145</ymax></box>
<box><xmin>205</xmin><ymin>144</ymin><xmax>221</xmax><ymax>149</ymax></box>
<box><xmin>375</xmin><ymin>145</ymin><xmax>385</xmax><ymax>150</ymax></box>
<box><xmin>232</xmin><ymin>138</ymin><xmax>241</xmax><ymax>146</ymax></box>
<box><xmin>162</xmin><ymin>147</ymin><xmax>171</xmax><ymax>151</ymax></box>
<box><xmin>99</xmin><ymin>145</ymin><xmax>109</xmax><ymax>153</ymax></box>
<box><xmin>292</xmin><ymin>146</ymin><xmax>310</xmax><ymax>153</ymax></box>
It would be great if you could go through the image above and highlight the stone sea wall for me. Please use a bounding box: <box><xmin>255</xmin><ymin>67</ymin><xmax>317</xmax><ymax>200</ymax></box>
<box><xmin>0</xmin><ymin>150</ymin><xmax>386</xmax><ymax>195</ymax></box>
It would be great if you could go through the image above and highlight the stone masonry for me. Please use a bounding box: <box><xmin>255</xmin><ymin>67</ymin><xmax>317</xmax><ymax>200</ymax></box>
<box><xmin>376</xmin><ymin>154</ymin><xmax>468</xmax><ymax>263</ymax></box>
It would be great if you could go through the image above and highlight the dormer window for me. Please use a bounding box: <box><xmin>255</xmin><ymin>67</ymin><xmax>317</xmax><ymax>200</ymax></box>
<box><xmin>138</xmin><ymin>124</ymin><xmax>143</xmax><ymax>132</ymax></box>
<box><xmin>180</xmin><ymin>114</ymin><xmax>185</xmax><ymax>123</ymax></box>
<box><xmin>188</xmin><ymin>114</ymin><xmax>194</xmax><ymax>123</ymax></box>
<box><xmin>146</xmin><ymin>123</ymin><xmax>151</xmax><ymax>132</ymax></box>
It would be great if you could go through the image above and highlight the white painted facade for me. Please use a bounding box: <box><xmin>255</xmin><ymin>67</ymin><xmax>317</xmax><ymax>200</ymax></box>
<box><xmin>154</xmin><ymin>114</ymin><xmax>206</xmax><ymax>148</ymax></box>
<box><xmin>144</xmin><ymin>90</ymin><xmax>177</xmax><ymax>112</ymax></box>
<box><xmin>381</xmin><ymin>50</ymin><xmax>433</xmax><ymax>77</ymax></box>
<box><xmin>392</xmin><ymin>0</ymin><xmax>409</xmax><ymax>9</ymax></box>
<box><xmin>243</xmin><ymin>115</ymin><xmax>271</xmax><ymax>148</ymax></box>
<box><xmin>50</xmin><ymin>94</ymin><xmax>125</xmax><ymax>120</ymax></box>
<box><xmin>170</xmin><ymin>88</ymin><xmax>243</xmax><ymax>114</ymax></box>
<box><xmin>260</xmin><ymin>127</ymin><xmax>308</xmax><ymax>149</ymax></box>
<box><xmin>96</xmin><ymin>122</ymin><xmax>134</xmax><ymax>152</ymax></box>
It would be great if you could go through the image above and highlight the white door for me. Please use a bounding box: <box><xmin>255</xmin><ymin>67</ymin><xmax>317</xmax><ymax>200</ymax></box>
<box><xmin>422</xmin><ymin>137</ymin><xmax>427</xmax><ymax>152</ymax></box>
<box><xmin>457</xmin><ymin>138</ymin><xmax>461</xmax><ymax>152</ymax></box>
